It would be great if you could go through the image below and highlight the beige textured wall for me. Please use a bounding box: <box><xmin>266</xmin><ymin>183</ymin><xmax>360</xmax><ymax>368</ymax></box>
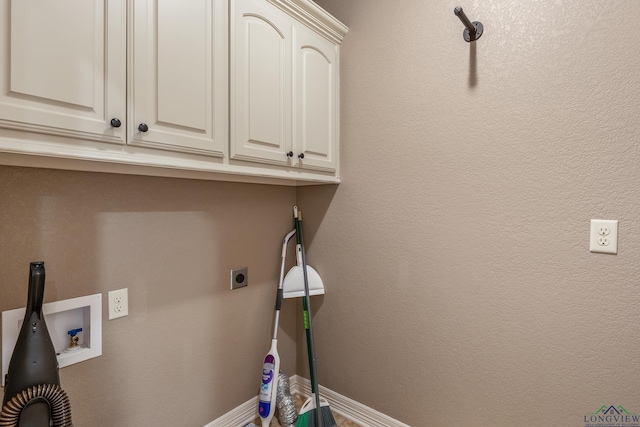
<box><xmin>302</xmin><ymin>0</ymin><xmax>640</xmax><ymax>426</ymax></box>
<box><xmin>0</xmin><ymin>166</ymin><xmax>298</xmax><ymax>426</ymax></box>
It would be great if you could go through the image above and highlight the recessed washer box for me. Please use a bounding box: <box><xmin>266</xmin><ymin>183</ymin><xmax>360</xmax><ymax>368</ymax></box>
<box><xmin>2</xmin><ymin>293</ymin><xmax>102</xmax><ymax>386</ymax></box>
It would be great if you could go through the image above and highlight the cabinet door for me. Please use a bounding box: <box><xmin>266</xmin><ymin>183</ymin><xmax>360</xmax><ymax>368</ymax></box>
<box><xmin>0</xmin><ymin>0</ymin><xmax>126</xmax><ymax>144</ymax></box>
<box><xmin>230</xmin><ymin>0</ymin><xmax>292</xmax><ymax>165</ymax></box>
<box><xmin>130</xmin><ymin>0</ymin><xmax>227</xmax><ymax>157</ymax></box>
<box><xmin>294</xmin><ymin>26</ymin><xmax>338</xmax><ymax>172</ymax></box>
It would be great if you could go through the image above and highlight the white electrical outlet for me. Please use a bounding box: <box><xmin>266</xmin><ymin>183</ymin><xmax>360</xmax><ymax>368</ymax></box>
<box><xmin>589</xmin><ymin>219</ymin><xmax>618</xmax><ymax>254</ymax></box>
<box><xmin>108</xmin><ymin>288</ymin><xmax>129</xmax><ymax>320</ymax></box>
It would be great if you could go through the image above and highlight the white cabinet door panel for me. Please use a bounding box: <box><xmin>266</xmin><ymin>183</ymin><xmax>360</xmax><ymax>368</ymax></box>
<box><xmin>0</xmin><ymin>0</ymin><xmax>126</xmax><ymax>144</ymax></box>
<box><xmin>231</xmin><ymin>0</ymin><xmax>292</xmax><ymax>165</ymax></box>
<box><xmin>130</xmin><ymin>0</ymin><xmax>227</xmax><ymax>157</ymax></box>
<box><xmin>295</xmin><ymin>27</ymin><xmax>338</xmax><ymax>172</ymax></box>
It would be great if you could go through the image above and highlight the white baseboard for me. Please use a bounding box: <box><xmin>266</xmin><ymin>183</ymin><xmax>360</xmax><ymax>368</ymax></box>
<box><xmin>203</xmin><ymin>396</ymin><xmax>258</xmax><ymax>427</ymax></box>
<box><xmin>205</xmin><ymin>375</ymin><xmax>411</xmax><ymax>427</ymax></box>
<box><xmin>290</xmin><ymin>376</ymin><xmax>411</xmax><ymax>427</ymax></box>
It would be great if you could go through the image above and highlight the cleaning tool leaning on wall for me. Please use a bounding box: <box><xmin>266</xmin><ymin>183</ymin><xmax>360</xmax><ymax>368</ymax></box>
<box><xmin>293</xmin><ymin>206</ymin><xmax>337</xmax><ymax>427</ymax></box>
<box><xmin>258</xmin><ymin>229</ymin><xmax>297</xmax><ymax>427</ymax></box>
<box><xmin>0</xmin><ymin>261</ymin><xmax>73</xmax><ymax>427</ymax></box>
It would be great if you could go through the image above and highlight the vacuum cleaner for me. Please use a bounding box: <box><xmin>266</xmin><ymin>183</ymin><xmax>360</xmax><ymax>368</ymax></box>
<box><xmin>0</xmin><ymin>261</ymin><xmax>73</xmax><ymax>426</ymax></box>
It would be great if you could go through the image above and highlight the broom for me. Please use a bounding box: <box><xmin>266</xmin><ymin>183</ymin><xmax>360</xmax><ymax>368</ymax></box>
<box><xmin>293</xmin><ymin>207</ymin><xmax>337</xmax><ymax>427</ymax></box>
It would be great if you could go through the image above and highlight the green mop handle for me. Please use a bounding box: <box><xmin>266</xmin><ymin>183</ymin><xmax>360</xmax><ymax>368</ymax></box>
<box><xmin>294</xmin><ymin>207</ymin><xmax>322</xmax><ymax>427</ymax></box>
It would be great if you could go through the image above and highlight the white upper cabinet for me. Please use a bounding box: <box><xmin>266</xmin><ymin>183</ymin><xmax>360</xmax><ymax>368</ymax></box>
<box><xmin>0</xmin><ymin>0</ymin><xmax>126</xmax><ymax>145</ymax></box>
<box><xmin>230</xmin><ymin>0</ymin><xmax>342</xmax><ymax>174</ymax></box>
<box><xmin>0</xmin><ymin>0</ymin><xmax>347</xmax><ymax>185</ymax></box>
<box><xmin>130</xmin><ymin>0</ymin><xmax>228</xmax><ymax>157</ymax></box>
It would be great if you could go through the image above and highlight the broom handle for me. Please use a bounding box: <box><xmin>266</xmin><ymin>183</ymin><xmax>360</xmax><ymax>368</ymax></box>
<box><xmin>295</xmin><ymin>207</ymin><xmax>322</xmax><ymax>427</ymax></box>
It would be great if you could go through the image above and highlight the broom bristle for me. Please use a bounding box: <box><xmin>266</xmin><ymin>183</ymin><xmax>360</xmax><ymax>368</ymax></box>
<box><xmin>320</xmin><ymin>406</ymin><xmax>337</xmax><ymax>427</ymax></box>
<box><xmin>295</xmin><ymin>406</ymin><xmax>337</xmax><ymax>427</ymax></box>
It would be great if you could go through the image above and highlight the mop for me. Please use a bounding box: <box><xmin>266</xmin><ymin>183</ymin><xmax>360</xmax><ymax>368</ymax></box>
<box><xmin>258</xmin><ymin>229</ymin><xmax>296</xmax><ymax>427</ymax></box>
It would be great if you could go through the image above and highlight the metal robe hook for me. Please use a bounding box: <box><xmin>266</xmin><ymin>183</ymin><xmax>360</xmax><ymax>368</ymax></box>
<box><xmin>454</xmin><ymin>6</ymin><xmax>483</xmax><ymax>42</ymax></box>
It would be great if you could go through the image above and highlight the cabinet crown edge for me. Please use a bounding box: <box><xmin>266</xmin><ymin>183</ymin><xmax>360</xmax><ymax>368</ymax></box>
<box><xmin>267</xmin><ymin>0</ymin><xmax>348</xmax><ymax>43</ymax></box>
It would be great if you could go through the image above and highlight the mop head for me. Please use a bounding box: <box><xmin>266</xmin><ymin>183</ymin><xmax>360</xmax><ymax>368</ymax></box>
<box><xmin>0</xmin><ymin>384</ymin><xmax>73</xmax><ymax>427</ymax></box>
